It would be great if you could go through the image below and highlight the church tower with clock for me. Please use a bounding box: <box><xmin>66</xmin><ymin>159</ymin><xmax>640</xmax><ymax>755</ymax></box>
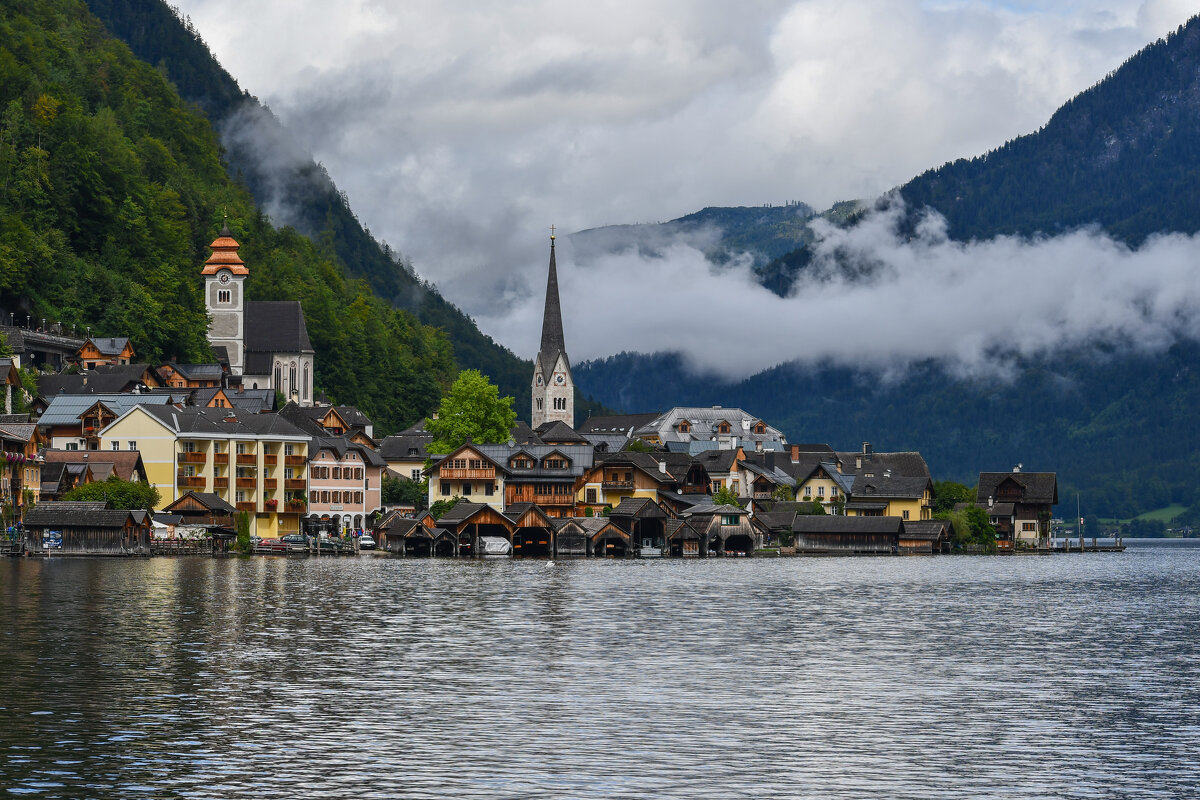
<box><xmin>202</xmin><ymin>222</ymin><xmax>247</xmax><ymax>374</ymax></box>
<box><xmin>531</xmin><ymin>232</ymin><xmax>574</xmax><ymax>428</ymax></box>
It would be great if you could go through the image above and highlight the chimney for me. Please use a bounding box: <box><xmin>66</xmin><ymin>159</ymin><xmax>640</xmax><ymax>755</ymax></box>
<box><xmin>856</xmin><ymin>456</ymin><xmax>862</xmax><ymax>470</ymax></box>
<box><xmin>790</xmin><ymin>444</ymin><xmax>799</xmax><ymax>463</ymax></box>
<box><xmin>862</xmin><ymin>442</ymin><xmax>872</xmax><ymax>455</ymax></box>
<box><xmin>988</xmin><ymin>495</ymin><xmax>994</xmax><ymax>508</ymax></box>
<box><xmin>755</xmin><ymin>440</ymin><xmax>763</xmax><ymax>453</ymax></box>
<box><xmin>1013</xmin><ymin>463</ymin><xmax>1022</xmax><ymax>473</ymax></box>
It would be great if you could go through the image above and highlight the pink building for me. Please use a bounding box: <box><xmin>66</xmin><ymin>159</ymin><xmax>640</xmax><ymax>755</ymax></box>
<box><xmin>306</xmin><ymin>439</ymin><xmax>384</xmax><ymax>535</ymax></box>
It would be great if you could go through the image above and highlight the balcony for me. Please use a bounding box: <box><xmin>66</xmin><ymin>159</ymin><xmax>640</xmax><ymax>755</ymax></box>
<box><xmin>235</xmin><ymin>502</ymin><xmax>256</xmax><ymax>513</ymax></box>
<box><xmin>285</xmin><ymin>500</ymin><xmax>307</xmax><ymax>513</ymax></box>
<box><xmin>213</xmin><ymin>452</ymin><xmax>230</xmax><ymax>465</ymax></box>
<box><xmin>177</xmin><ymin>475</ymin><xmax>206</xmax><ymax>489</ymax></box>
<box><xmin>441</xmin><ymin>467</ymin><xmax>496</xmax><ymax>480</ymax></box>
<box><xmin>602</xmin><ymin>480</ymin><xmax>634</xmax><ymax>491</ymax></box>
<box><xmin>213</xmin><ymin>477</ymin><xmax>229</xmax><ymax>489</ymax></box>
<box><xmin>284</xmin><ymin>479</ymin><xmax>307</xmax><ymax>490</ymax></box>
<box><xmin>284</xmin><ymin>455</ymin><xmax>306</xmax><ymax>467</ymax></box>
<box><xmin>263</xmin><ymin>454</ymin><xmax>278</xmax><ymax>466</ymax></box>
<box><xmin>236</xmin><ymin>454</ymin><xmax>256</xmax><ymax>465</ymax></box>
<box><xmin>533</xmin><ymin>494</ymin><xmax>574</xmax><ymax>506</ymax></box>
<box><xmin>235</xmin><ymin>477</ymin><xmax>257</xmax><ymax>488</ymax></box>
<box><xmin>177</xmin><ymin>451</ymin><xmax>206</xmax><ymax>464</ymax></box>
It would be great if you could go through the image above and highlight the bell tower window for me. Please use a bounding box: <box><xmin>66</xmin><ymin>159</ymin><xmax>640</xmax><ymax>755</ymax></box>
<box><xmin>218</xmin><ymin>289</ymin><xmax>231</xmax><ymax>304</ymax></box>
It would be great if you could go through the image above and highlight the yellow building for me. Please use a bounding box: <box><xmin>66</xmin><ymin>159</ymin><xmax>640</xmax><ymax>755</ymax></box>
<box><xmin>576</xmin><ymin>452</ymin><xmax>710</xmax><ymax>515</ymax></box>
<box><xmin>845</xmin><ymin>476</ymin><xmax>932</xmax><ymax>521</ymax></box>
<box><xmin>100</xmin><ymin>405</ymin><xmax>310</xmax><ymax>537</ymax></box>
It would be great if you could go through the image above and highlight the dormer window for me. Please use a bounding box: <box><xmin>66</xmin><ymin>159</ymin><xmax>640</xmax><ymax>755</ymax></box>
<box><xmin>753</xmin><ymin>422</ymin><xmax>766</xmax><ymax>434</ymax></box>
<box><xmin>544</xmin><ymin>458</ymin><xmax>566</xmax><ymax>469</ymax></box>
<box><xmin>511</xmin><ymin>456</ymin><xmax>532</xmax><ymax>469</ymax></box>
<box><xmin>717</xmin><ymin>421</ymin><xmax>731</xmax><ymax>434</ymax></box>
<box><xmin>677</xmin><ymin>420</ymin><xmax>691</xmax><ymax>433</ymax></box>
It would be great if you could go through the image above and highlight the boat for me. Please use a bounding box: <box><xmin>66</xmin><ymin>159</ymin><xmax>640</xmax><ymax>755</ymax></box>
<box><xmin>479</xmin><ymin>536</ymin><xmax>512</xmax><ymax>557</ymax></box>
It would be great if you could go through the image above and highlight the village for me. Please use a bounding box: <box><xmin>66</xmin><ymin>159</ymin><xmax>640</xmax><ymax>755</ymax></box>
<box><xmin>0</xmin><ymin>227</ymin><xmax>1066</xmax><ymax>560</ymax></box>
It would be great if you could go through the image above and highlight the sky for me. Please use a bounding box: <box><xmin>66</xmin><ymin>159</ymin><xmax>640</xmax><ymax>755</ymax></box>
<box><xmin>173</xmin><ymin>0</ymin><xmax>1196</xmax><ymax>377</ymax></box>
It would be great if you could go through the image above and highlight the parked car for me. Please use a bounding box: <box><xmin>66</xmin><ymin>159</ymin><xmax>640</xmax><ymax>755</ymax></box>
<box><xmin>281</xmin><ymin>533</ymin><xmax>308</xmax><ymax>552</ymax></box>
<box><xmin>358</xmin><ymin>534</ymin><xmax>376</xmax><ymax>550</ymax></box>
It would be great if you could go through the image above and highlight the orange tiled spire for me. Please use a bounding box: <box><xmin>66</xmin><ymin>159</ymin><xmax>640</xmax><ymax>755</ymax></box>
<box><xmin>201</xmin><ymin>221</ymin><xmax>249</xmax><ymax>275</ymax></box>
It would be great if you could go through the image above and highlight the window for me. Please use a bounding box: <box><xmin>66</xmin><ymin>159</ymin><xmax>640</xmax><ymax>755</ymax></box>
<box><xmin>544</xmin><ymin>458</ymin><xmax>566</xmax><ymax>469</ymax></box>
<box><xmin>321</xmin><ymin>491</ymin><xmax>330</xmax><ymax>503</ymax></box>
<box><xmin>817</xmin><ymin>486</ymin><xmax>825</xmax><ymax>497</ymax></box>
<box><xmin>302</xmin><ymin>363</ymin><xmax>309</xmax><ymax>400</ymax></box>
<box><xmin>1022</xmin><ymin>522</ymin><xmax>1037</xmax><ymax>531</ymax></box>
<box><xmin>441</xmin><ymin>481</ymin><xmax>451</xmax><ymax>497</ymax></box>
<box><xmin>181</xmin><ymin>441</ymin><xmax>196</xmax><ymax>453</ymax></box>
<box><xmin>332</xmin><ymin>491</ymin><xmax>341</xmax><ymax>503</ymax></box>
<box><xmin>274</xmin><ymin>363</ymin><xmax>282</xmax><ymax>389</ymax></box>
<box><xmin>111</xmin><ymin>441</ymin><xmax>120</xmax><ymax>450</ymax></box>
<box><xmin>536</xmin><ymin>398</ymin><xmax>543</xmax><ymax>410</ymax></box>
<box><xmin>462</xmin><ymin>482</ymin><xmax>472</xmax><ymax>495</ymax></box>
<box><xmin>66</xmin><ymin>442</ymin><xmax>78</xmax><ymax>451</ymax></box>
<box><xmin>236</xmin><ymin>443</ymin><xmax>247</xmax><ymax>455</ymax></box>
<box><xmin>128</xmin><ymin>441</ymin><xmax>136</xmax><ymax>451</ymax></box>
<box><xmin>310</xmin><ymin>491</ymin><xmax>318</xmax><ymax>503</ymax></box>
<box><xmin>289</xmin><ymin>362</ymin><xmax>297</xmax><ymax>392</ymax></box>
<box><xmin>355</xmin><ymin>468</ymin><xmax>363</xmax><ymax>480</ymax></box>
<box><xmin>236</xmin><ymin>491</ymin><xmax>246</xmax><ymax>502</ymax></box>
<box><xmin>263</xmin><ymin>468</ymin><xmax>270</xmax><ymax>479</ymax></box>
<box><xmin>284</xmin><ymin>444</ymin><xmax>294</xmax><ymax>456</ymax></box>
<box><xmin>354</xmin><ymin>492</ymin><xmax>363</xmax><ymax>503</ymax></box>
<box><xmin>586</xmin><ymin>488</ymin><xmax>597</xmax><ymax>503</ymax></box>
<box><xmin>218</xmin><ymin>289</ymin><xmax>231</xmax><ymax>303</ymax></box>
<box><xmin>721</xmin><ymin>515</ymin><xmax>739</xmax><ymax>526</ymax></box>
<box><xmin>484</xmin><ymin>483</ymin><xmax>494</xmax><ymax>496</ymax></box>
<box><xmin>902</xmin><ymin>510</ymin><xmax>910</xmax><ymax>520</ymax></box>
<box><xmin>310</xmin><ymin>467</ymin><xmax>319</xmax><ymax>479</ymax></box>
<box><xmin>333</xmin><ymin>467</ymin><xmax>342</xmax><ymax>480</ymax></box>
<box><xmin>411</xmin><ymin>469</ymin><xmax>421</xmax><ymax>481</ymax></box>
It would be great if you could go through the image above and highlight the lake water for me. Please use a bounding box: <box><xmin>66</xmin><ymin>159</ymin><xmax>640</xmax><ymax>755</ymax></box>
<box><xmin>2</xmin><ymin>541</ymin><xmax>1198</xmax><ymax>799</ymax></box>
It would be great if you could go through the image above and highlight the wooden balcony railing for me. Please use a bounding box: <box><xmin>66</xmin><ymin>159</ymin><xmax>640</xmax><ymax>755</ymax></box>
<box><xmin>177</xmin><ymin>451</ymin><xmax>206</xmax><ymax>464</ymax></box>
<box><xmin>236</xmin><ymin>454</ymin><xmax>256</xmax><ymax>465</ymax></box>
<box><xmin>440</xmin><ymin>467</ymin><xmax>495</xmax><ymax>480</ymax></box>
<box><xmin>235</xmin><ymin>502</ymin><xmax>256</xmax><ymax>512</ymax></box>
<box><xmin>263</xmin><ymin>454</ymin><xmax>278</xmax><ymax>466</ymax></box>
<box><xmin>213</xmin><ymin>452</ymin><xmax>230</xmax><ymax>465</ymax></box>
<box><xmin>534</xmin><ymin>494</ymin><xmax>574</xmax><ymax>506</ymax></box>
<box><xmin>284</xmin><ymin>455</ymin><xmax>306</xmax><ymax>467</ymax></box>
<box><xmin>284</xmin><ymin>479</ymin><xmax>307</xmax><ymax>490</ymax></box>
<box><xmin>213</xmin><ymin>477</ymin><xmax>229</xmax><ymax>489</ymax></box>
<box><xmin>177</xmin><ymin>475</ymin><xmax>206</xmax><ymax>488</ymax></box>
<box><xmin>235</xmin><ymin>477</ymin><xmax>257</xmax><ymax>488</ymax></box>
<box><xmin>602</xmin><ymin>481</ymin><xmax>634</xmax><ymax>491</ymax></box>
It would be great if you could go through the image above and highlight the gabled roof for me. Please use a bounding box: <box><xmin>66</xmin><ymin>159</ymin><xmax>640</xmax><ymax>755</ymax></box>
<box><xmin>535</xmin><ymin>420</ymin><xmax>588</xmax><ymax>444</ymax></box>
<box><xmin>82</xmin><ymin>337</ymin><xmax>132</xmax><ymax>356</ymax></box>
<box><xmin>836</xmin><ymin>450</ymin><xmax>931</xmax><ymax>479</ymax></box>
<box><xmin>792</xmin><ymin>515</ymin><xmax>903</xmax><ymax>534</ymax></box>
<box><xmin>850</xmin><ymin>475</ymin><xmax>931</xmax><ymax>500</ymax></box>
<box><xmin>311</xmin><ymin>436</ymin><xmax>386</xmax><ymax>467</ymax></box>
<box><xmin>165</xmin><ymin>362</ymin><xmax>225</xmax><ymax>380</ymax></box>
<box><xmin>610</xmin><ymin>497</ymin><xmax>668</xmax><ymax>519</ymax></box>
<box><xmin>244</xmin><ymin>301</ymin><xmax>313</xmax><ymax>355</ymax></box>
<box><xmin>681</xmin><ymin>502</ymin><xmax>747</xmax><ymax>517</ymax></box>
<box><xmin>379</xmin><ymin>434</ymin><xmax>432</xmax><ymax>461</ymax></box>
<box><xmin>435</xmin><ymin>501</ymin><xmax>504</xmax><ymax>527</ymax></box>
<box><xmin>24</xmin><ymin>502</ymin><xmax>142</xmax><ymax>529</ymax></box>
<box><xmin>163</xmin><ymin>491</ymin><xmax>237</xmax><ymax>514</ymax></box>
<box><xmin>509</xmin><ymin>420</ymin><xmax>544</xmax><ymax>445</ymax></box>
<box><xmin>41</xmin><ymin>449</ymin><xmax>146</xmax><ymax>482</ymax></box>
<box><xmin>977</xmin><ymin>472</ymin><xmax>1058</xmax><ymax>505</ymax></box>
<box><xmin>131</xmin><ymin>406</ymin><xmax>309</xmax><ymax>438</ymax></box>
<box><xmin>901</xmin><ymin>519</ymin><xmax>952</xmax><ymax>541</ymax></box>
<box><xmin>37</xmin><ymin>393</ymin><xmax>173</xmax><ymax>427</ymax></box>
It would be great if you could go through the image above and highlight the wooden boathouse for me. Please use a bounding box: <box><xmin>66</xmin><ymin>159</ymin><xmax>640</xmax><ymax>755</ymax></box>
<box><xmin>23</xmin><ymin>501</ymin><xmax>152</xmax><ymax>556</ymax></box>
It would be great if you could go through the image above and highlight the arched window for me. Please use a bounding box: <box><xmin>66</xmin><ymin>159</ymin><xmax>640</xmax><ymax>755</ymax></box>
<box><xmin>289</xmin><ymin>362</ymin><xmax>297</xmax><ymax>394</ymax></box>
<box><xmin>302</xmin><ymin>362</ymin><xmax>310</xmax><ymax>400</ymax></box>
<box><xmin>274</xmin><ymin>362</ymin><xmax>282</xmax><ymax>389</ymax></box>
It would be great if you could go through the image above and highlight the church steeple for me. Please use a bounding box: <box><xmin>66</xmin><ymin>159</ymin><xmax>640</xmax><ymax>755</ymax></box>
<box><xmin>531</xmin><ymin>230</ymin><xmax>573</xmax><ymax>428</ymax></box>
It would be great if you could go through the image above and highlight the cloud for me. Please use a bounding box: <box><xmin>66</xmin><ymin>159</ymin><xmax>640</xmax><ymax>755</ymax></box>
<box><xmin>474</xmin><ymin>199</ymin><xmax>1200</xmax><ymax>380</ymax></box>
<box><xmin>173</xmin><ymin>0</ymin><xmax>1197</xmax><ymax>361</ymax></box>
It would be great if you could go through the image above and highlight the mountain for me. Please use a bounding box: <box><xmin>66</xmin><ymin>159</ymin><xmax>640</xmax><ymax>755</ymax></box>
<box><xmin>84</xmin><ymin>0</ymin><xmax>616</xmax><ymax>421</ymax></box>
<box><xmin>575</xmin><ymin>15</ymin><xmax>1200</xmax><ymax>520</ymax></box>
<box><xmin>0</xmin><ymin>0</ymin><xmax>455</xmax><ymax>433</ymax></box>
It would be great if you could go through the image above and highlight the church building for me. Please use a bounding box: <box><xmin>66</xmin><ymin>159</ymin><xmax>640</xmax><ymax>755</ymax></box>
<box><xmin>203</xmin><ymin>225</ymin><xmax>316</xmax><ymax>406</ymax></box>
<box><xmin>531</xmin><ymin>233</ymin><xmax>574</xmax><ymax>428</ymax></box>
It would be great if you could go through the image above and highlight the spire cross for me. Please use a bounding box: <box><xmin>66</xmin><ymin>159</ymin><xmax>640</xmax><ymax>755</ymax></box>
<box><xmin>550</xmin><ymin>224</ymin><xmax>556</xmax><ymax>240</ymax></box>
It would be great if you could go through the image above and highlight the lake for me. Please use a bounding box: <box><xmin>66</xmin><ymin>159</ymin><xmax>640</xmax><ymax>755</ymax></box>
<box><xmin>2</xmin><ymin>541</ymin><xmax>1198</xmax><ymax>799</ymax></box>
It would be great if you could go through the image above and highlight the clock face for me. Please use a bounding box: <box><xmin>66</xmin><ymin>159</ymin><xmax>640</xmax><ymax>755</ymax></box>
<box><xmin>218</xmin><ymin>271</ymin><xmax>231</xmax><ymax>285</ymax></box>
<box><xmin>554</xmin><ymin>373</ymin><xmax>565</xmax><ymax>385</ymax></box>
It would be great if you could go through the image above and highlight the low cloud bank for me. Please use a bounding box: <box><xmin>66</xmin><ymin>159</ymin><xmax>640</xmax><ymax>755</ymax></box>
<box><xmin>476</xmin><ymin>200</ymin><xmax>1200</xmax><ymax>380</ymax></box>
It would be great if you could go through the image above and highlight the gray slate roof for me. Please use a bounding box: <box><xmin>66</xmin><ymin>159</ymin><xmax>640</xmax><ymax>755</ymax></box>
<box><xmin>38</xmin><ymin>393</ymin><xmax>172</xmax><ymax>427</ymax></box>
<box><xmin>792</xmin><ymin>515</ymin><xmax>903</xmax><ymax>534</ymax></box>
<box><xmin>136</xmin><ymin>406</ymin><xmax>309</xmax><ymax>438</ymax></box>
<box><xmin>379</xmin><ymin>434</ymin><xmax>432</xmax><ymax>461</ymax></box>
<box><xmin>977</xmin><ymin>472</ymin><xmax>1058</xmax><ymax>505</ymax></box>
<box><xmin>244</xmin><ymin>301</ymin><xmax>314</xmax><ymax>356</ymax></box>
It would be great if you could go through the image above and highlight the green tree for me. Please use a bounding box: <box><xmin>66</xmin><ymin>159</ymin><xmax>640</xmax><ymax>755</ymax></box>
<box><xmin>61</xmin><ymin>474</ymin><xmax>161</xmax><ymax>509</ymax></box>
<box><xmin>234</xmin><ymin>510</ymin><xmax>251</xmax><ymax>552</ymax></box>
<box><xmin>932</xmin><ymin>480</ymin><xmax>974</xmax><ymax>514</ymax></box>
<box><xmin>623</xmin><ymin>438</ymin><xmax>654</xmax><ymax>453</ymax></box>
<box><xmin>382</xmin><ymin>473</ymin><xmax>427</xmax><ymax>510</ymax></box>
<box><xmin>712</xmin><ymin>485</ymin><xmax>743</xmax><ymax>507</ymax></box>
<box><xmin>939</xmin><ymin>505</ymin><xmax>997</xmax><ymax>553</ymax></box>
<box><xmin>429</xmin><ymin>496</ymin><xmax>461</xmax><ymax>520</ymax></box>
<box><xmin>426</xmin><ymin>370</ymin><xmax>516</xmax><ymax>455</ymax></box>
<box><xmin>771</xmin><ymin>485</ymin><xmax>795</xmax><ymax>502</ymax></box>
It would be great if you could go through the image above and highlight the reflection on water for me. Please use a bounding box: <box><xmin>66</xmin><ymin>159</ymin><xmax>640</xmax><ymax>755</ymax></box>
<box><xmin>2</xmin><ymin>544</ymin><xmax>1199</xmax><ymax>799</ymax></box>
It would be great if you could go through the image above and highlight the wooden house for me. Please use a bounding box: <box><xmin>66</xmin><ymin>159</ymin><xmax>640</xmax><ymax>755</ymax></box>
<box><xmin>898</xmin><ymin>519</ymin><xmax>952</xmax><ymax>553</ymax></box>
<box><xmin>678</xmin><ymin>502</ymin><xmax>758</xmax><ymax>556</ymax></box>
<box><xmin>790</xmin><ymin>515</ymin><xmax>902</xmax><ymax>554</ymax></box>
<box><xmin>976</xmin><ymin>469</ymin><xmax>1058</xmax><ymax>547</ymax></box>
<box><xmin>76</xmin><ymin>337</ymin><xmax>136</xmax><ymax>369</ymax></box>
<box><xmin>161</xmin><ymin>491</ymin><xmax>236</xmax><ymax>529</ymax></box>
<box><xmin>23</xmin><ymin>501</ymin><xmax>152</xmax><ymax>555</ymax></box>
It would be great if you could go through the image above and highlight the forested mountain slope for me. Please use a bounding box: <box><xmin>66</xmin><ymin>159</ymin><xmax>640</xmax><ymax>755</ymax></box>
<box><xmin>84</xmin><ymin>0</ymin><xmax>549</xmax><ymax>415</ymax></box>
<box><xmin>0</xmin><ymin>0</ymin><xmax>454</xmax><ymax>433</ymax></box>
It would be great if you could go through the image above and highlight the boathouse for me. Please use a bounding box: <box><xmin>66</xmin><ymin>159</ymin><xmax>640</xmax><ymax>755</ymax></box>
<box><xmin>679</xmin><ymin>503</ymin><xmax>758</xmax><ymax>556</ymax></box>
<box><xmin>790</xmin><ymin>515</ymin><xmax>901</xmax><ymax>554</ymax></box>
<box><xmin>609</xmin><ymin>497</ymin><xmax>669</xmax><ymax>556</ymax></box>
<box><xmin>899</xmin><ymin>519</ymin><xmax>952</xmax><ymax>553</ymax></box>
<box><xmin>23</xmin><ymin>501</ymin><xmax>152</xmax><ymax>555</ymax></box>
